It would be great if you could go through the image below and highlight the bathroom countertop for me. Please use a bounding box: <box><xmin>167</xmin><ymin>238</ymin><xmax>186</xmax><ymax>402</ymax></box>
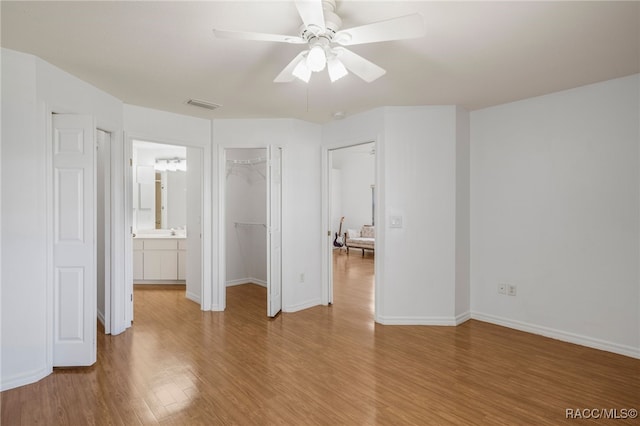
<box><xmin>133</xmin><ymin>233</ymin><xmax>186</xmax><ymax>239</ymax></box>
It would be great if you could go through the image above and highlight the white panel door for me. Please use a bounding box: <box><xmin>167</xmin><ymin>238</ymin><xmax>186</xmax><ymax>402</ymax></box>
<box><xmin>266</xmin><ymin>146</ymin><xmax>282</xmax><ymax>317</ymax></box>
<box><xmin>52</xmin><ymin>114</ymin><xmax>96</xmax><ymax>366</ymax></box>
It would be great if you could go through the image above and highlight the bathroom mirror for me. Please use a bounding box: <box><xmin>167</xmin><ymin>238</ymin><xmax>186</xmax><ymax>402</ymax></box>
<box><xmin>132</xmin><ymin>140</ymin><xmax>187</xmax><ymax>232</ymax></box>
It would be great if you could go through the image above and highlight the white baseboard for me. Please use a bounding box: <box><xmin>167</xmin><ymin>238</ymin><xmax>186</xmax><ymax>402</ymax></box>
<box><xmin>134</xmin><ymin>280</ymin><xmax>186</xmax><ymax>285</ymax></box>
<box><xmin>185</xmin><ymin>291</ymin><xmax>201</xmax><ymax>304</ymax></box>
<box><xmin>455</xmin><ymin>311</ymin><xmax>471</xmax><ymax>325</ymax></box>
<box><xmin>97</xmin><ymin>309</ymin><xmax>105</xmax><ymax>327</ymax></box>
<box><xmin>0</xmin><ymin>366</ymin><xmax>51</xmax><ymax>392</ymax></box>
<box><xmin>283</xmin><ymin>298</ymin><xmax>321</xmax><ymax>313</ymax></box>
<box><xmin>226</xmin><ymin>278</ymin><xmax>267</xmax><ymax>288</ymax></box>
<box><xmin>375</xmin><ymin>315</ymin><xmax>460</xmax><ymax>326</ymax></box>
<box><xmin>209</xmin><ymin>304</ymin><xmax>224</xmax><ymax>312</ymax></box>
<box><xmin>471</xmin><ymin>311</ymin><xmax>640</xmax><ymax>359</ymax></box>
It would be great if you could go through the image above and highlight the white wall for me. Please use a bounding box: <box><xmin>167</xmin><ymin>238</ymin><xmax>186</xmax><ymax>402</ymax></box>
<box><xmin>166</xmin><ymin>171</ymin><xmax>187</xmax><ymax>229</ymax></box>
<box><xmin>470</xmin><ymin>75</ymin><xmax>640</xmax><ymax>358</ymax></box>
<box><xmin>332</xmin><ymin>145</ymin><xmax>375</xmax><ymax>232</ymax></box>
<box><xmin>1</xmin><ymin>50</ymin><xmax>45</xmax><ymax>391</ymax></box>
<box><xmin>323</xmin><ymin>107</ymin><xmax>470</xmax><ymax>325</ymax></box>
<box><xmin>330</xmin><ymin>168</ymin><xmax>342</xmax><ymax>236</ymax></box>
<box><xmin>382</xmin><ymin>106</ymin><xmax>469</xmax><ymax>324</ymax></box>
<box><xmin>213</xmin><ymin>119</ymin><xmax>323</xmax><ymax>312</ymax></box>
<box><xmin>455</xmin><ymin>107</ymin><xmax>471</xmax><ymax>320</ymax></box>
<box><xmin>186</xmin><ymin>147</ymin><xmax>202</xmax><ymax>303</ymax></box>
<box><xmin>1</xmin><ymin>48</ymin><xmax>124</xmax><ymax>391</ymax></box>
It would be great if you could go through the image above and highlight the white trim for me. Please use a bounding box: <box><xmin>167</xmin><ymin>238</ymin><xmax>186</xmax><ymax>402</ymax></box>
<box><xmin>216</xmin><ymin>144</ymin><xmax>226</xmax><ymax>312</ymax></box>
<box><xmin>0</xmin><ymin>367</ymin><xmax>52</xmax><ymax>392</ymax></box>
<box><xmin>97</xmin><ymin>310</ymin><xmax>106</xmax><ymax>327</ymax></box>
<box><xmin>376</xmin><ymin>315</ymin><xmax>460</xmax><ymax>326</ymax></box>
<box><xmin>455</xmin><ymin>311</ymin><xmax>471</xmax><ymax>325</ymax></box>
<box><xmin>186</xmin><ymin>291</ymin><xmax>201</xmax><ymax>304</ymax></box>
<box><xmin>471</xmin><ymin>311</ymin><xmax>640</xmax><ymax>359</ymax></box>
<box><xmin>320</xmin><ymin>147</ymin><xmax>330</xmax><ymax>305</ymax></box>
<box><xmin>134</xmin><ymin>280</ymin><xmax>186</xmax><ymax>285</ymax></box>
<box><xmin>226</xmin><ymin>278</ymin><xmax>267</xmax><ymax>287</ymax></box>
<box><xmin>44</xmin><ymin>104</ymin><xmax>55</xmax><ymax>377</ymax></box>
<box><xmin>283</xmin><ymin>298</ymin><xmax>322</xmax><ymax>313</ymax></box>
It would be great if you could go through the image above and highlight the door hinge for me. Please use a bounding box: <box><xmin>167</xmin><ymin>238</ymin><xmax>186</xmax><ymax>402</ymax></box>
<box><xmin>328</xmin><ymin>230</ymin><xmax>331</xmax><ymax>236</ymax></box>
<box><xmin>129</xmin><ymin>158</ymin><xmax>133</xmax><ymax>166</ymax></box>
<box><xmin>131</xmin><ymin>294</ymin><xmax>133</xmax><ymax>302</ymax></box>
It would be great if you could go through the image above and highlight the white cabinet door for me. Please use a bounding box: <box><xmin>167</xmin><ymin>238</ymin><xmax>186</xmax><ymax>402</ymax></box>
<box><xmin>143</xmin><ymin>250</ymin><xmax>178</xmax><ymax>280</ymax></box>
<box><xmin>178</xmin><ymin>250</ymin><xmax>186</xmax><ymax>280</ymax></box>
<box><xmin>133</xmin><ymin>250</ymin><xmax>144</xmax><ymax>280</ymax></box>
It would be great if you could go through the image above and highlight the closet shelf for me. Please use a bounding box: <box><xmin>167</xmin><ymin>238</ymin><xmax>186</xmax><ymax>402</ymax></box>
<box><xmin>234</xmin><ymin>222</ymin><xmax>266</xmax><ymax>228</ymax></box>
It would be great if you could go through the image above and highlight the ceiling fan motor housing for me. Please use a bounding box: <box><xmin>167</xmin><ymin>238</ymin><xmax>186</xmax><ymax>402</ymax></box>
<box><xmin>299</xmin><ymin>0</ymin><xmax>342</xmax><ymax>43</ymax></box>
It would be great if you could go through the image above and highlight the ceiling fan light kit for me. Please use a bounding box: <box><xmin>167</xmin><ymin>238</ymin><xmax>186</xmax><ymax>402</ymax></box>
<box><xmin>213</xmin><ymin>0</ymin><xmax>425</xmax><ymax>84</ymax></box>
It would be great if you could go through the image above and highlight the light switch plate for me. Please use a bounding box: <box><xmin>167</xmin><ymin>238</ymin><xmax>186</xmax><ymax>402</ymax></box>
<box><xmin>390</xmin><ymin>216</ymin><xmax>403</xmax><ymax>228</ymax></box>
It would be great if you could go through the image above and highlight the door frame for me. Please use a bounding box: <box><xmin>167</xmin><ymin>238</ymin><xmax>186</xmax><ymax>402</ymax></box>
<box><xmin>321</xmin><ymin>139</ymin><xmax>381</xmax><ymax>315</ymax></box>
<box><xmin>124</xmin><ymin>134</ymin><xmax>212</xmax><ymax>315</ymax></box>
<box><xmin>96</xmin><ymin>129</ymin><xmax>112</xmax><ymax>334</ymax></box>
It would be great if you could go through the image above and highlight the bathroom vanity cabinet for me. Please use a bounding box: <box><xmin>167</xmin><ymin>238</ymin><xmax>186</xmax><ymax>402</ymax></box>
<box><xmin>133</xmin><ymin>238</ymin><xmax>186</xmax><ymax>282</ymax></box>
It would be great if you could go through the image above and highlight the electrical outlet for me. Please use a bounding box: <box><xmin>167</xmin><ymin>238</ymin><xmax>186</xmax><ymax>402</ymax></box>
<box><xmin>507</xmin><ymin>284</ymin><xmax>517</xmax><ymax>296</ymax></box>
<box><xmin>498</xmin><ymin>284</ymin><xmax>506</xmax><ymax>295</ymax></box>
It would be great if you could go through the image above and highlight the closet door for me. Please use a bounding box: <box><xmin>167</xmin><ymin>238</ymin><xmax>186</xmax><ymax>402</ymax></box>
<box><xmin>266</xmin><ymin>146</ymin><xmax>282</xmax><ymax>317</ymax></box>
<box><xmin>52</xmin><ymin>114</ymin><xmax>97</xmax><ymax>366</ymax></box>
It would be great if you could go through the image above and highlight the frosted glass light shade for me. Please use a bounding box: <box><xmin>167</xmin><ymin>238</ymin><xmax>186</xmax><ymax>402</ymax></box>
<box><xmin>306</xmin><ymin>45</ymin><xmax>326</xmax><ymax>72</ymax></box>
<box><xmin>328</xmin><ymin>57</ymin><xmax>348</xmax><ymax>82</ymax></box>
<box><xmin>293</xmin><ymin>59</ymin><xmax>312</xmax><ymax>82</ymax></box>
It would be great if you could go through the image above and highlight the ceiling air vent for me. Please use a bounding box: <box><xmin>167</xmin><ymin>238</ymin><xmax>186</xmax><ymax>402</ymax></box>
<box><xmin>186</xmin><ymin>98</ymin><xmax>221</xmax><ymax>111</ymax></box>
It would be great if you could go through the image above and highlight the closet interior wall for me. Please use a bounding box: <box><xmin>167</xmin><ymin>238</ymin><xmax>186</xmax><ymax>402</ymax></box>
<box><xmin>225</xmin><ymin>148</ymin><xmax>268</xmax><ymax>287</ymax></box>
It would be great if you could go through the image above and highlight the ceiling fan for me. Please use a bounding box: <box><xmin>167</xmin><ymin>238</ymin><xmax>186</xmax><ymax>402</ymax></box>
<box><xmin>213</xmin><ymin>0</ymin><xmax>425</xmax><ymax>83</ymax></box>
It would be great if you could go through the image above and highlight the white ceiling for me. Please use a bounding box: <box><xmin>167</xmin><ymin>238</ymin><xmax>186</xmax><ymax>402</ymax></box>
<box><xmin>2</xmin><ymin>1</ymin><xmax>638</xmax><ymax>124</ymax></box>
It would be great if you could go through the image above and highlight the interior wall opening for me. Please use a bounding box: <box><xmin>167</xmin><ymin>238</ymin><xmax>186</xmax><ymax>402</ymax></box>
<box><xmin>130</xmin><ymin>140</ymin><xmax>203</xmax><ymax>312</ymax></box>
<box><xmin>224</xmin><ymin>148</ymin><xmax>268</xmax><ymax>314</ymax></box>
<box><xmin>329</xmin><ymin>142</ymin><xmax>376</xmax><ymax>315</ymax></box>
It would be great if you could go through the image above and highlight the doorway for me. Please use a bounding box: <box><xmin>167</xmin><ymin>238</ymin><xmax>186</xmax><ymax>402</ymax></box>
<box><xmin>220</xmin><ymin>146</ymin><xmax>282</xmax><ymax>317</ymax></box>
<box><xmin>129</xmin><ymin>140</ymin><xmax>203</xmax><ymax>312</ymax></box>
<box><xmin>326</xmin><ymin>142</ymin><xmax>376</xmax><ymax>310</ymax></box>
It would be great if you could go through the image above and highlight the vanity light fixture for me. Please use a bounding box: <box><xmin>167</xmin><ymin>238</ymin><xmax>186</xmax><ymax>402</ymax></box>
<box><xmin>155</xmin><ymin>157</ymin><xmax>187</xmax><ymax>172</ymax></box>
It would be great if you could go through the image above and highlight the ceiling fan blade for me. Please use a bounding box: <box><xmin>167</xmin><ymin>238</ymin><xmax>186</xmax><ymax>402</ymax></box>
<box><xmin>333</xmin><ymin>13</ymin><xmax>425</xmax><ymax>46</ymax></box>
<box><xmin>334</xmin><ymin>47</ymin><xmax>386</xmax><ymax>83</ymax></box>
<box><xmin>213</xmin><ymin>29</ymin><xmax>305</xmax><ymax>44</ymax></box>
<box><xmin>274</xmin><ymin>51</ymin><xmax>308</xmax><ymax>83</ymax></box>
<box><xmin>295</xmin><ymin>0</ymin><xmax>325</xmax><ymax>33</ymax></box>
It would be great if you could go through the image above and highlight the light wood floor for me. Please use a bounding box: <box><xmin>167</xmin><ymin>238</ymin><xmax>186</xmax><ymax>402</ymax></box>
<box><xmin>2</xmin><ymin>250</ymin><xmax>638</xmax><ymax>425</ymax></box>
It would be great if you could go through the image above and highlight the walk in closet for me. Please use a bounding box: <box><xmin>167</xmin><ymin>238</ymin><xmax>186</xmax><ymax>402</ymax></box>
<box><xmin>225</xmin><ymin>148</ymin><xmax>268</xmax><ymax>289</ymax></box>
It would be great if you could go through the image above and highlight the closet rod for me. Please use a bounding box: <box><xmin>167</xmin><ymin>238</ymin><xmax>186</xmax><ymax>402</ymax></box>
<box><xmin>226</xmin><ymin>157</ymin><xmax>266</xmax><ymax>166</ymax></box>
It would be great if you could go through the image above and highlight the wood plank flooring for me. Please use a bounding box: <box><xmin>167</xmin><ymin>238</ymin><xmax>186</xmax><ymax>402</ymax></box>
<box><xmin>2</xmin><ymin>250</ymin><xmax>638</xmax><ymax>425</ymax></box>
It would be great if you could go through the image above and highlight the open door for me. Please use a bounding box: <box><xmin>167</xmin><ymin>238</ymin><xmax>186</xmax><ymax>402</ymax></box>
<box><xmin>266</xmin><ymin>146</ymin><xmax>282</xmax><ymax>317</ymax></box>
<box><xmin>52</xmin><ymin>114</ymin><xmax>97</xmax><ymax>366</ymax></box>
